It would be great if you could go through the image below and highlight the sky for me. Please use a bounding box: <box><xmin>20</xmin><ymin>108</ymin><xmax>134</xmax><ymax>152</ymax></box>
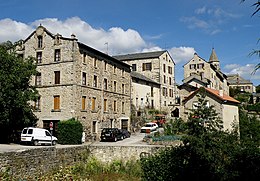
<box><xmin>0</xmin><ymin>0</ymin><xmax>259</xmax><ymax>85</ymax></box>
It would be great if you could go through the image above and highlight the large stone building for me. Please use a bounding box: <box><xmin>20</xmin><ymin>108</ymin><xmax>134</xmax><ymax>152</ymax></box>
<box><xmin>15</xmin><ymin>26</ymin><xmax>131</xmax><ymax>140</ymax></box>
<box><xmin>227</xmin><ymin>74</ymin><xmax>256</xmax><ymax>93</ymax></box>
<box><xmin>183</xmin><ymin>49</ymin><xmax>229</xmax><ymax>95</ymax></box>
<box><xmin>114</xmin><ymin>51</ymin><xmax>177</xmax><ymax>115</ymax></box>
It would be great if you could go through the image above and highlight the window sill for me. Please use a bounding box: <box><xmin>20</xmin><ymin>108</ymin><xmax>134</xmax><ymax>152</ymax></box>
<box><xmin>81</xmin><ymin>110</ymin><xmax>87</xmax><ymax>112</ymax></box>
<box><xmin>51</xmin><ymin>109</ymin><xmax>61</xmax><ymax>112</ymax></box>
<box><xmin>91</xmin><ymin>110</ymin><xmax>98</xmax><ymax>113</ymax></box>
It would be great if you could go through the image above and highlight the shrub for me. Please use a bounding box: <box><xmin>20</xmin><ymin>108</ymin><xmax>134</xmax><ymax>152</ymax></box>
<box><xmin>58</xmin><ymin>118</ymin><xmax>83</xmax><ymax>144</ymax></box>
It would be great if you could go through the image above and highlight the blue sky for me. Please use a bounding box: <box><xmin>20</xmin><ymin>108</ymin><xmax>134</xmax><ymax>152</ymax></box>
<box><xmin>0</xmin><ymin>0</ymin><xmax>259</xmax><ymax>85</ymax></box>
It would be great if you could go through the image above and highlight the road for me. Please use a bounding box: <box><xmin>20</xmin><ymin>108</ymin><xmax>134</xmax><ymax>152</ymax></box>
<box><xmin>0</xmin><ymin>132</ymin><xmax>151</xmax><ymax>153</ymax></box>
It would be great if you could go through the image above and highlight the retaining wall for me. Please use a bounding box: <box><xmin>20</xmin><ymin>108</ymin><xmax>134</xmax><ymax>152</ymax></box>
<box><xmin>0</xmin><ymin>144</ymin><xmax>163</xmax><ymax>179</ymax></box>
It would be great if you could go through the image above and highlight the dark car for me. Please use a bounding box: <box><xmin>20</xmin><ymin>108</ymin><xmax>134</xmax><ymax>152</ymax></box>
<box><xmin>120</xmin><ymin>129</ymin><xmax>131</xmax><ymax>139</ymax></box>
<box><xmin>100</xmin><ymin>128</ymin><xmax>124</xmax><ymax>142</ymax></box>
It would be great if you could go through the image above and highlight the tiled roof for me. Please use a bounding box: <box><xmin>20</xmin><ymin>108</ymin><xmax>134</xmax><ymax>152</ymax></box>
<box><xmin>113</xmin><ymin>51</ymin><xmax>166</xmax><ymax>61</ymax></box>
<box><xmin>183</xmin><ymin>87</ymin><xmax>240</xmax><ymax>104</ymax></box>
<box><xmin>131</xmin><ymin>71</ymin><xmax>159</xmax><ymax>85</ymax></box>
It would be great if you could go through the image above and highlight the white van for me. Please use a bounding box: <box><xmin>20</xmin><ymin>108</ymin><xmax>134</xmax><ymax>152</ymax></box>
<box><xmin>21</xmin><ymin>127</ymin><xmax>58</xmax><ymax>146</ymax></box>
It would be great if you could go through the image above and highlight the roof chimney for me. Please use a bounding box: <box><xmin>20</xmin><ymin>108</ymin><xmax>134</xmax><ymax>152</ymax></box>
<box><xmin>219</xmin><ymin>90</ymin><xmax>223</xmax><ymax>97</ymax></box>
<box><xmin>71</xmin><ymin>34</ymin><xmax>76</xmax><ymax>39</ymax></box>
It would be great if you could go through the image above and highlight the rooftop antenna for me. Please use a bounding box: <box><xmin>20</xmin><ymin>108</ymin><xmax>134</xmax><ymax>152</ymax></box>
<box><xmin>104</xmin><ymin>42</ymin><xmax>108</xmax><ymax>54</ymax></box>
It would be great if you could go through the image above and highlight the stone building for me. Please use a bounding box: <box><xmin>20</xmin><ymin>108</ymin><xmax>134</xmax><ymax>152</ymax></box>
<box><xmin>114</xmin><ymin>51</ymin><xmax>177</xmax><ymax>115</ymax></box>
<box><xmin>15</xmin><ymin>26</ymin><xmax>131</xmax><ymax>140</ymax></box>
<box><xmin>183</xmin><ymin>48</ymin><xmax>229</xmax><ymax>95</ymax></box>
<box><xmin>227</xmin><ymin>74</ymin><xmax>255</xmax><ymax>93</ymax></box>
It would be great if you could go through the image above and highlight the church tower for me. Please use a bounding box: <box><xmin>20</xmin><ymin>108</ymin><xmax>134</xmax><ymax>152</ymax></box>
<box><xmin>209</xmin><ymin>48</ymin><xmax>220</xmax><ymax>70</ymax></box>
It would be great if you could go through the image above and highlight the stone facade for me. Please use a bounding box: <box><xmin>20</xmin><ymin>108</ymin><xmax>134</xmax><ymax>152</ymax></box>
<box><xmin>183</xmin><ymin>49</ymin><xmax>229</xmax><ymax>95</ymax></box>
<box><xmin>114</xmin><ymin>51</ymin><xmax>177</xmax><ymax>115</ymax></box>
<box><xmin>227</xmin><ymin>74</ymin><xmax>256</xmax><ymax>93</ymax></box>
<box><xmin>0</xmin><ymin>145</ymin><xmax>163</xmax><ymax>179</ymax></box>
<box><xmin>16</xmin><ymin>26</ymin><xmax>131</xmax><ymax>140</ymax></box>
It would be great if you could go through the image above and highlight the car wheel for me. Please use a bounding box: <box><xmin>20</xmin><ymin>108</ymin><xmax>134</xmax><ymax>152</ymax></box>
<box><xmin>52</xmin><ymin>140</ymin><xmax>56</xmax><ymax>145</ymax></box>
<box><xmin>33</xmin><ymin>140</ymin><xmax>38</xmax><ymax>146</ymax></box>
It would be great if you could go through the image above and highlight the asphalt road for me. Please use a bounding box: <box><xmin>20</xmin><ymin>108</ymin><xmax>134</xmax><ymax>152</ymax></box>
<box><xmin>0</xmin><ymin>132</ymin><xmax>151</xmax><ymax>153</ymax></box>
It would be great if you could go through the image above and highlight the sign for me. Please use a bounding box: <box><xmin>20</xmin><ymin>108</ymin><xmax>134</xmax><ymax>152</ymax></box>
<box><xmin>49</xmin><ymin>121</ymin><xmax>53</xmax><ymax>130</ymax></box>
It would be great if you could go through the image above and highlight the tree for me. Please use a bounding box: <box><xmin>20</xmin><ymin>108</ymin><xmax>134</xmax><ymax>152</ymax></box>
<box><xmin>140</xmin><ymin>89</ymin><xmax>260</xmax><ymax>180</ymax></box>
<box><xmin>0</xmin><ymin>42</ymin><xmax>38</xmax><ymax>143</ymax></box>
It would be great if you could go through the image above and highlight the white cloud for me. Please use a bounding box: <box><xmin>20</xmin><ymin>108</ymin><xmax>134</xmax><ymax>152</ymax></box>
<box><xmin>0</xmin><ymin>17</ymin><xmax>147</xmax><ymax>55</ymax></box>
<box><xmin>168</xmin><ymin>47</ymin><xmax>196</xmax><ymax>64</ymax></box>
<box><xmin>0</xmin><ymin>18</ymin><xmax>33</xmax><ymax>42</ymax></box>
<box><xmin>224</xmin><ymin>63</ymin><xmax>260</xmax><ymax>84</ymax></box>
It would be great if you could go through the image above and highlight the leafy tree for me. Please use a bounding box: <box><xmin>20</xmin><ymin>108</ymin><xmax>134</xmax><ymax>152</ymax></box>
<box><xmin>0</xmin><ymin>42</ymin><xmax>38</xmax><ymax>143</ymax></box>
<box><xmin>140</xmin><ymin>88</ymin><xmax>260</xmax><ymax>180</ymax></box>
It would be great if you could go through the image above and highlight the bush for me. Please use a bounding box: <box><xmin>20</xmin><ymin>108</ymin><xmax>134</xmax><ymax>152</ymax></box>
<box><xmin>58</xmin><ymin>118</ymin><xmax>83</xmax><ymax>145</ymax></box>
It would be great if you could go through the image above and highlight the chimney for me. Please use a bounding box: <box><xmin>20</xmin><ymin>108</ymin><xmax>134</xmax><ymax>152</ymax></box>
<box><xmin>219</xmin><ymin>90</ymin><xmax>223</xmax><ymax>97</ymax></box>
<box><xmin>71</xmin><ymin>34</ymin><xmax>76</xmax><ymax>39</ymax></box>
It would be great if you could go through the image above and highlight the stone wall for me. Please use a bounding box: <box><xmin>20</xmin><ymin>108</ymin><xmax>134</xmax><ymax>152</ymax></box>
<box><xmin>0</xmin><ymin>145</ymin><xmax>163</xmax><ymax>179</ymax></box>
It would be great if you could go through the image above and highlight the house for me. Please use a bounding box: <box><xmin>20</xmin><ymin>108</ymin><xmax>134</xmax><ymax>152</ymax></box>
<box><xmin>130</xmin><ymin>71</ymin><xmax>160</xmax><ymax>114</ymax></box>
<box><xmin>182</xmin><ymin>87</ymin><xmax>240</xmax><ymax>131</ymax></box>
<box><xmin>15</xmin><ymin>25</ymin><xmax>131</xmax><ymax>141</ymax></box>
<box><xmin>227</xmin><ymin>74</ymin><xmax>256</xmax><ymax>93</ymax></box>
<box><xmin>114</xmin><ymin>51</ymin><xmax>177</xmax><ymax>115</ymax></box>
<box><xmin>183</xmin><ymin>49</ymin><xmax>229</xmax><ymax>95</ymax></box>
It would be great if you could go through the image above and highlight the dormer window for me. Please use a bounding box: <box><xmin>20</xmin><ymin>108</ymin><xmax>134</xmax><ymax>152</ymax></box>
<box><xmin>37</xmin><ymin>35</ymin><xmax>43</xmax><ymax>48</ymax></box>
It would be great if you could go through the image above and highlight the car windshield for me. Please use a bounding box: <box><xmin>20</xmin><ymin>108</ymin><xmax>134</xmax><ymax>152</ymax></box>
<box><xmin>22</xmin><ymin>129</ymin><xmax>27</xmax><ymax>134</ymax></box>
<box><xmin>145</xmin><ymin>124</ymin><xmax>153</xmax><ymax>127</ymax></box>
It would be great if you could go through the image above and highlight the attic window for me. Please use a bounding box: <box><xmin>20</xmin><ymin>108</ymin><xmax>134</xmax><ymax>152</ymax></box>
<box><xmin>37</xmin><ymin>35</ymin><xmax>43</xmax><ymax>48</ymax></box>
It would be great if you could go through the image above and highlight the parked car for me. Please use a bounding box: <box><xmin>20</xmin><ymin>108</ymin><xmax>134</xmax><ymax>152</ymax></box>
<box><xmin>21</xmin><ymin>127</ymin><xmax>58</xmax><ymax>146</ymax></box>
<box><xmin>140</xmin><ymin>122</ymin><xmax>158</xmax><ymax>133</ymax></box>
<box><xmin>100</xmin><ymin>128</ymin><xmax>124</xmax><ymax>142</ymax></box>
<box><xmin>120</xmin><ymin>129</ymin><xmax>131</xmax><ymax>139</ymax></box>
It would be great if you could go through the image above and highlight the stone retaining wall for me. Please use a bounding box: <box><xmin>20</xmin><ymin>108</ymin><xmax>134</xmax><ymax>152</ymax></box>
<box><xmin>0</xmin><ymin>144</ymin><xmax>163</xmax><ymax>179</ymax></box>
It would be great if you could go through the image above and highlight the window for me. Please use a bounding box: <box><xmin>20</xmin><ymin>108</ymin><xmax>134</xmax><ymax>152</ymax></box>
<box><xmin>54</xmin><ymin>71</ymin><xmax>60</xmax><ymax>84</ymax></box>
<box><xmin>169</xmin><ymin>77</ymin><xmax>172</xmax><ymax>85</ymax></box>
<box><xmin>132</xmin><ymin>64</ymin><xmax>136</xmax><ymax>71</ymax></box>
<box><xmin>36</xmin><ymin>52</ymin><xmax>42</xmax><ymax>63</ymax></box>
<box><xmin>122</xmin><ymin>69</ymin><xmax>125</xmax><ymax>77</ymax></box>
<box><xmin>104</xmin><ymin>61</ymin><xmax>107</xmax><ymax>71</ymax></box>
<box><xmin>54</xmin><ymin>95</ymin><xmax>60</xmax><ymax>110</ymax></box>
<box><xmin>113</xmin><ymin>65</ymin><xmax>116</xmax><ymax>74</ymax></box>
<box><xmin>37</xmin><ymin>35</ymin><xmax>43</xmax><ymax>48</ymax></box>
<box><xmin>93</xmin><ymin>57</ymin><xmax>97</xmax><ymax>67</ymax></box>
<box><xmin>151</xmin><ymin>87</ymin><xmax>154</xmax><ymax>97</ymax></box>
<box><xmin>82</xmin><ymin>96</ymin><xmax>86</xmax><ymax>110</ymax></box>
<box><xmin>168</xmin><ymin>66</ymin><xmax>172</xmax><ymax>74</ymax></box>
<box><xmin>113</xmin><ymin>100</ymin><xmax>117</xmax><ymax>112</ymax></box>
<box><xmin>122</xmin><ymin>101</ymin><xmax>125</xmax><ymax>113</ymax></box>
<box><xmin>104</xmin><ymin>99</ymin><xmax>107</xmax><ymax>112</ymax></box>
<box><xmin>122</xmin><ymin>84</ymin><xmax>125</xmax><ymax>94</ymax></box>
<box><xmin>34</xmin><ymin>96</ymin><xmax>41</xmax><ymax>110</ymax></box>
<box><xmin>163</xmin><ymin>75</ymin><xmax>166</xmax><ymax>84</ymax></box>
<box><xmin>163</xmin><ymin>64</ymin><xmax>166</xmax><ymax>73</ymax></box>
<box><xmin>189</xmin><ymin>64</ymin><xmax>196</xmax><ymax>69</ymax></box>
<box><xmin>92</xmin><ymin>121</ymin><xmax>97</xmax><ymax>133</ymax></box>
<box><xmin>91</xmin><ymin>97</ymin><xmax>96</xmax><ymax>111</ymax></box>
<box><xmin>35</xmin><ymin>72</ymin><xmax>41</xmax><ymax>86</ymax></box>
<box><xmin>192</xmin><ymin>101</ymin><xmax>198</xmax><ymax>109</ymax></box>
<box><xmin>164</xmin><ymin>101</ymin><xmax>166</xmax><ymax>106</ymax></box>
<box><xmin>104</xmin><ymin>78</ymin><xmax>108</xmax><ymax>90</ymax></box>
<box><xmin>93</xmin><ymin>75</ymin><xmax>98</xmax><ymax>87</ymax></box>
<box><xmin>151</xmin><ymin>100</ymin><xmax>154</xmax><ymax>108</ymax></box>
<box><xmin>114</xmin><ymin>81</ymin><xmax>117</xmax><ymax>92</ymax></box>
<box><xmin>54</xmin><ymin>49</ymin><xmax>61</xmax><ymax>62</ymax></box>
<box><xmin>83</xmin><ymin>52</ymin><xmax>86</xmax><ymax>63</ymax></box>
<box><xmin>163</xmin><ymin>87</ymin><xmax>167</xmax><ymax>97</ymax></box>
<box><xmin>142</xmin><ymin>62</ymin><xmax>152</xmax><ymax>71</ymax></box>
<box><xmin>197</xmin><ymin>63</ymin><xmax>204</xmax><ymax>69</ymax></box>
<box><xmin>82</xmin><ymin>72</ymin><xmax>86</xmax><ymax>85</ymax></box>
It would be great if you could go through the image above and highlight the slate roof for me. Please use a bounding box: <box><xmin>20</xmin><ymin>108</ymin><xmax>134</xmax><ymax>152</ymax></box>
<box><xmin>209</xmin><ymin>48</ymin><xmax>219</xmax><ymax>63</ymax></box>
<box><xmin>131</xmin><ymin>71</ymin><xmax>159</xmax><ymax>85</ymax></box>
<box><xmin>113</xmin><ymin>51</ymin><xmax>167</xmax><ymax>61</ymax></box>
<box><xmin>227</xmin><ymin>74</ymin><xmax>252</xmax><ymax>85</ymax></box>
